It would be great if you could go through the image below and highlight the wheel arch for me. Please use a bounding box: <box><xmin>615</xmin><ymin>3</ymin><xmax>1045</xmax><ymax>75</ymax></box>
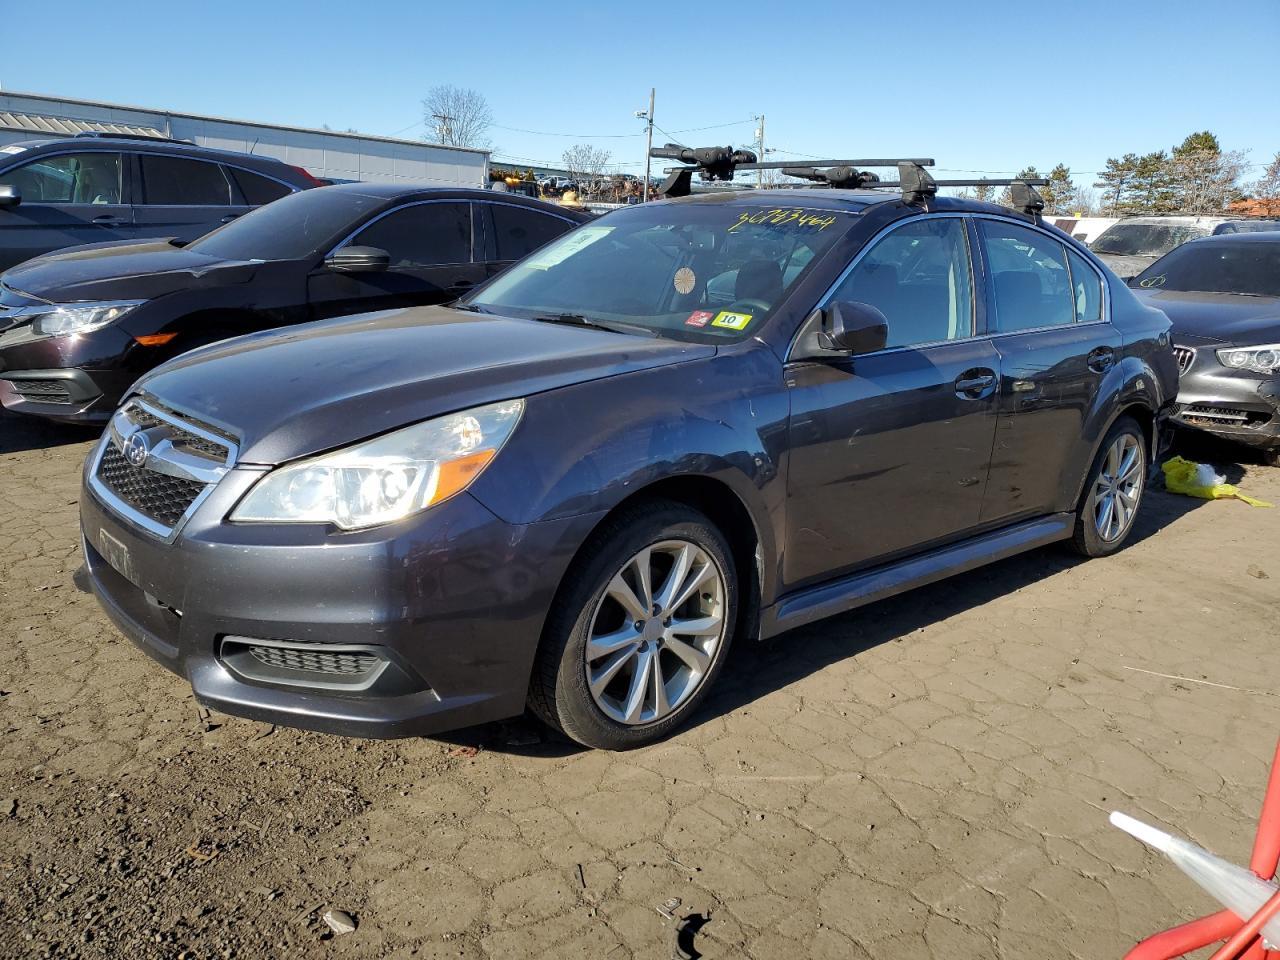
<box><xmin>544</xmin><ymin>474</ymin><xmax>771</xmax><ymax>653</ymax></box>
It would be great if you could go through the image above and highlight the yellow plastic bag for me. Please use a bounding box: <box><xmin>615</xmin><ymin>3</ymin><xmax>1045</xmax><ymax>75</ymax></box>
<box><xmin>1161</xmin><ymin>456</ymin><xmax>1273</xmax><ymax>508</ymax></box>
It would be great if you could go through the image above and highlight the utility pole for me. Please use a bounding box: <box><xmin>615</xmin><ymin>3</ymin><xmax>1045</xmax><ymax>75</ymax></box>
<box><xmin>432</xmin><ymin>113</ymin><xmax>455</xmax><ymax>145</ymax></box>
<box><xmin>637</xmin><ymin>89</ymin><xmax>655</xmax><ymax>202</ymax></box>
<box><xmin>753</xmin><ymin>114</ymin><xmax>766</xmax><ymax>187</ymax></box>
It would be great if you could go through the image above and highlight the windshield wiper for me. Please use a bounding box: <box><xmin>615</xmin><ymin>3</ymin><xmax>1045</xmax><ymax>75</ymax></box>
<box><xmin>530</xmin><ymin>313</ymin><xmax>659</xmax><ymax>337</ymax></box>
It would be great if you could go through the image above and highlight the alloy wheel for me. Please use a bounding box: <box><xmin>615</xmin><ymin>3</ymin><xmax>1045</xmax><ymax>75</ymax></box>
<box><xmin>1093</xmin><ymin>433</ymin><xmax>1144</xmax><ymax>543</ymax></box>
<box><xmin>583</xmin><ymin>539</ymin><xmax>727</xmax><ymax>725</ymax></box>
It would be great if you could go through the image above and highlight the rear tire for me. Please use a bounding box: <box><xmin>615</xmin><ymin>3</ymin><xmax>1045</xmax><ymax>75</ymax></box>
<box><xmin>1069</xmin><ymin>417</ymin><xmax>1147</xmax><ymax>558</ymax></box>
<box><xmin>1263</xmin><ymin>448</ymin><xmax>1280</xmax><ymax>468</ymax></box>
<box><xmin>529</xmin><ymin>500</ymin><xmax>738</xmax><ymax>750</ymax></box>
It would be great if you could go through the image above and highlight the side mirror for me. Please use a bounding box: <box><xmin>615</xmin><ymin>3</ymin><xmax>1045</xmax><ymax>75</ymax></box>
<box><xmin>325</xmin><ymin>245</ymin><xmax>390</xmax><ymax>273</ymax></box>
<box><xmin>0</xmin><ymin>184</ymin><xmax>21</xmax><ymax>209</ymax></box>
<box><xmin>819</xmin><ymin>300</ymin><xmax>889</xmax><ymax>355</ymax></box>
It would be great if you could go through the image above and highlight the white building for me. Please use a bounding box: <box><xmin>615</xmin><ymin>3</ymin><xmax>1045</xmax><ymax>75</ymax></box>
<box><xmin>0</xmin><ymin>90</ymin><xmax>489</xmax><ymax>187</ymax></box>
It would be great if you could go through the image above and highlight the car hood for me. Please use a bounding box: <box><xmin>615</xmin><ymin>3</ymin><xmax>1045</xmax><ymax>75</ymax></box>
<box><xmin>1134</xmin><ymin>289</ymin><xmax>1280</xmax><ymax>347</ymax></box>
<box><xmin>1093</xmin><ymin>252</ymin><xmax>1158</xmax><ymax>278</ymax></box>
<box><xmin>136</xmin><ymin>306</ymin><xmax>716</xmax><ymax>464</ymax></box>
<box><xmin>2</xmin><ymin>240</ymin><xmax>258</xmax><ymax>302</ymax></box>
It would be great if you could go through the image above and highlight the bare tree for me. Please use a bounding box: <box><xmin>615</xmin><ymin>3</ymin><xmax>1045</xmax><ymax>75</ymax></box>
<box><xmin>1166</xmin><ymin>132</ymin><xmax>1247</xmax><ymax>214</ymax></box>
<box><xmin>421</xmin><ymin>85</ymin><xmax>494</xmax><ymax>149</ymax></box>
<box><xmin>561</xmin><ymin>144</ymin><xmax>612</xmax><ymax>196</ymax></box>
<box><xmin>1250</xmin><ymin>152</ymin><xmax>1280</xmax><ymax>216</ymax></box>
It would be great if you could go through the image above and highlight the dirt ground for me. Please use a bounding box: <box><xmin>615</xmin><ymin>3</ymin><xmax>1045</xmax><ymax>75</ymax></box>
<box><xmin>1</xmin><ymin>409</ymin><xmax>1278</xmax><ymax>960</ymax></box>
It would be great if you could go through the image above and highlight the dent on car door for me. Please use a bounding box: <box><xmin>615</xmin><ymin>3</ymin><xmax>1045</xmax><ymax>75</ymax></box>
<box><xmin>783</xmin><ymin>216</ymin><xmax>1000</xmax><ymax>589</ymax></box>
<box><xmin>131</xmin><ymin>154</ymin><xmax>248</xmax><ymax>242</ymax></box>
<box><xmin>306</xmin><ymin>201</ymin><xmax>481</xmax><ymax>319</ymax></box>
<box><xmin>0</xmin><ymin>151</ymin><xmax>133</xmax><ymax>270</ymax></box>
<box><xmin>976</xmin><ymin>219</ymin><xmax>1121</xmax><ymax>523</ymax></box>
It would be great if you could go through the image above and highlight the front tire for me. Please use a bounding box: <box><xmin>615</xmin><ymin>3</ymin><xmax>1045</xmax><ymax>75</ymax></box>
<box><xmin>1070</xmin><ymin>417</ymin><xmax>1146</xmax><ymax>557</ymax></box>
<box><xmin>529</xmin><ymin>501</ymin><xmax>738</xmax><ymax>750</ymax></box>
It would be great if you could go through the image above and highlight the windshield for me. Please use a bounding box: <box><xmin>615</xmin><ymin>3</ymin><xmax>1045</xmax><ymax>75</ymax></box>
<box><xmin>1091</xmin><ymin>222</ymin><xmax>1206</xmax><ymax>257</ymax></box>
<box><xmin>1135</xmin><ymin>242</ymin><xmax>1280</xmax><ymax>297</ymax></box>
<box><xmin>187</xmin><ymin>188</ymin><xmax>383</xmax><ymax>261</ymax></box>
<box><xmin>464</xmin><ymin>201</ymin><xmax>855</xmax><ymax>341</ymax></box>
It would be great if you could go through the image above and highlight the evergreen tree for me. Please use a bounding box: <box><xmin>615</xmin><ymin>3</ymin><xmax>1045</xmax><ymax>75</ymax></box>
<box><xmin>1094</xmin><ymin>153</ymin><xmax>1139</xmax><ymax>215</ymax></box>
<box><xmin>1168</xmin><ymin>131</ymin><xmax>1246</xmax><ymax>214</ymax></box>
<box><xmin>1041</xmin><ymin>164</ymin><xmax>1078</xmax><ymax>215</ymax></box>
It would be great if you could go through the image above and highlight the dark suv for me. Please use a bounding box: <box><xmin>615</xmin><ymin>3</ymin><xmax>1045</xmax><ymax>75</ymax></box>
<box><xmin>0</xmin><ymin>133</ymin><xmax>319</xmax><ymax>271</ymax></box>
<box><xmin>0</xmin><ymin>184</ymin><xmax>587</xmax><ymax>421</ymax></box>
<box><xmin>79</xmin><ymin>167</ymin><xmax>1177</xmax><ymax>749</ymax></box>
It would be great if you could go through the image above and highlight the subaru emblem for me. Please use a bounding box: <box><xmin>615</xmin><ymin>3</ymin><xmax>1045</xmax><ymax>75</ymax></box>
<box><xmin>122</xmin><ymin>431</ymin><xmax>151</xmax><ymax>468</ymax></box>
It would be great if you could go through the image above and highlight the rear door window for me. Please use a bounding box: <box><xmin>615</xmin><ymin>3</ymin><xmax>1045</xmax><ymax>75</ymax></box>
<box><xmin>139</xmin><ymin>155</ymin><xmax>232</xmax><ymax>206</ymax></box>
<box><xmin>979</xmin><ymin>221</ymin><xmax>1076</xmax><ymax>331</ymax></box>
<box><xmin>350</xmin><ymin>202</ymin><xmax>472</xmax><ymax>267</ymax></box>
<box><xmin>227</xmin><ymin>167</ymin><xmax>292</xmax><ymax>206</ymax></box>
<box><xmin>2</xmin><ymin>152</ymin><xmax>122</xmax><ymax>204</ymax></box>
<box><xmin>488</xmin><ymin>203</ymin><xmax>572</xmax><ymax>260</ymax></box>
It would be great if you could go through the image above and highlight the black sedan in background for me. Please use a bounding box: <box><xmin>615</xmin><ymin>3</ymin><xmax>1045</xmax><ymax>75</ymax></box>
<box><xmin>1132</xmin><ymin>232</ymin><xmax>1280</xmax><ymax>464</ymax></box>
<box><xmin>0</xmin><ymin>184</ymin><xmax>588</xmax><ymax>422</ymax></box>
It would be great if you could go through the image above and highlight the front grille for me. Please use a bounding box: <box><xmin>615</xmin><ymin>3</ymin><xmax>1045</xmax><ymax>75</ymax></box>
<box><xmin>12</xmin><ymin>378</ymin><xmax>72</xmax><ymax>403</ymax></box>
<box><xmin>128</xmin><ymin>405</ymin><xmax>229</xmax><ymax>461</ymax></box>
<box><xmin>97</xmin><ymin>444</ymin><xmax>206</xmax><ymax>527</ymax></box>
<box><xmin>247</xmin><ymin>644</ymin><xmax>380</xmax><ymax>677</ymax></box>
<box><xmin>1181</xmin><ymin>404</ymin><xmax>1272</xmax><ymax>428</ymax></box>
<box><xmin>1172</xmin><ymin>346</ymin><xmax>1194</xmax><ymax>374</ymax></box>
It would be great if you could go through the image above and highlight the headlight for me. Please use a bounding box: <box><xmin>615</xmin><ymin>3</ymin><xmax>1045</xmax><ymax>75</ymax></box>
<box><xmin>1216</xmin><ymin>344</ymin><xmax>1280</xmax><ymax>376</ymax></box>
<box><xmin>32</xmin><ymin>300</ymin><xmax>145</xmax><ymax>337</ymax></box>
<box><xmin>230</xmin><ymin>399</ymin><xmax>524</xmax><ymax>530</ymax></box>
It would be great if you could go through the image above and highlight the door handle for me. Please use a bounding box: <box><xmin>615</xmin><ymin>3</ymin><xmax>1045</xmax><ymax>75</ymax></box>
<box><xmin>1087</xmin><ymin>347</ymin><xmax>1115</xmax><ymax>373</ymax></box>
<box><xmin>92</xmin><ymin>215</ymin><xmax>128</xmax><ymax>226</ymax></box>
<box><xmin>447</xmin><ymin>279</ymin><xmax>476</xmax><ymax>292</ymax></box>
<box><xmin>955</xmin><ymin>370</ymin><xmax>997</xmax><ymax>399</ymax></box>
<box><xmin>219</xmin><ymin>213</ymin><xmax>242</xmax><ymax>224</ymax></box>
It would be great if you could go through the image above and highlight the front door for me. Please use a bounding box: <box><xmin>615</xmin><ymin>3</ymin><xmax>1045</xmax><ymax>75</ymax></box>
<box><xmin>307</xmin><ymin>200</ymin><xmax>484</xmax><ymax>319</ymax></box>
<box><xmin>975</xmin><ymin>218</ymin><xmax>1122</xmax><ymax>522</ymax></box>
<box><xmin>784</xmin><ymin>215</ymin><xmax>999</xmax><ymax>588</ymax></box>
<box><xmin>0</xmin><ymin>151</ymin><xmax>132</xmax><ymax>270</ymax></box>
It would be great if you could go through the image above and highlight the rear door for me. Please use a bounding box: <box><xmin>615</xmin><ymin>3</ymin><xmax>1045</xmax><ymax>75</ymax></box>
<box><xmin>783</xmin><ymin>215</ymin><xmax>1001</xmax><ymax>587</ymax></box>
<box><xmin>0</xmin><ymin>150</ymin><xmax>132</xmax><ymax>270</ymax></box>
<box><xmin>975</xmin><ymin>217</ymin><xmax>1120</xmax><ymax>522</ymax></box>
<box><xmin>131</xmin><ymin>153</ymin><xmax>249</xmax><ymax>243</ymax></box>
<box><xmin>479</xmin><ymin>200</ymin><xmax>579</xmax><ymax>278</ymax></box>
<box><xmin>306</xmin><ymin>200</ymin><xmax>482</xmax><ymax>319</ymax></box>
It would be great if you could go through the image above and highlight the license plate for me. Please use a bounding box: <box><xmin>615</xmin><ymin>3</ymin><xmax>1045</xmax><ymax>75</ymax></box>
<box><xmin>98</xmin><ymin>527</ymin><xmax>138</xmax><ymax>587</ymax></box>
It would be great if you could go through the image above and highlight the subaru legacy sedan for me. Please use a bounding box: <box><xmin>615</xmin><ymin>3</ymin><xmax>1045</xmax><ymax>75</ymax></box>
<box><xmin>80</xmin><ymin>189</ymin><xmax>1177</xmax><ymax>749</ymax></box>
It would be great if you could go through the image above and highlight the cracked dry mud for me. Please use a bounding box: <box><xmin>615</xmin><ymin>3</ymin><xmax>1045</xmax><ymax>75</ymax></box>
<box><xmin>2</xmin><ymin>410</ymin><xmax>1278</xmax><ymax>960</ymax></box>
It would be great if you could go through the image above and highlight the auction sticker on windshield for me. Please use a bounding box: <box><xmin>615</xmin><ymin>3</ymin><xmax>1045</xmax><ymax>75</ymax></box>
<box><xmin>525</xmin><ymin>226</ymin><xmax>613</xmax><ymax>270</ymax></box>
<box><xmin>711</xmin><ymin>311</ymin><xmax>752</xmax><ymax>330</ymax></box>
<box><xmin>685</xmin><ymin>311</ymin><xmax>714</xmax><ymax>328</ymax></box>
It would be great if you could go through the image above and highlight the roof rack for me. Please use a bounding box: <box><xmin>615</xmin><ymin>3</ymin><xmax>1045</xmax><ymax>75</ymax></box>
<box><xmin>73</xmin><ymin>131</ymin><xmax>193</xmax><ymax>144</ymax></box>
<box><xmin>650</xmin><ymin>146</ymin><xmax>1050</xmax><ymax>215</ymax></box>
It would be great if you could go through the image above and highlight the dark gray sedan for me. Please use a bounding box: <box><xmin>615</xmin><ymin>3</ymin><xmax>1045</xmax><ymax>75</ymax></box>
<box><xmin>1133</xmin><ymin>232</ymin><xmax>1280</xmax><ymax>464</ymax></box>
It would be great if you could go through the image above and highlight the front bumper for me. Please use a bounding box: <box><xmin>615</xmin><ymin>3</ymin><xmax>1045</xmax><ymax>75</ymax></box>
<box><xmin>1171</xmin><ymin>345</ymin><xmax>1280</xmax><ymax>450</ymax></box>
<box><xmin>0</xmin><ymin>369</ymin><xmax>129</xmax><ymax>422</ymax></box>
<box><xmin>80</xmin><ymin>444</ymin><xmax>600</xmax><ymax>738</ymax></box>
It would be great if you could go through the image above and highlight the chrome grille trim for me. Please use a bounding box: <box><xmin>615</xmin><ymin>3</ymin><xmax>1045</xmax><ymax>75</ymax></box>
<box><xmin>1172</xmin><ymin>346</ymin><xmax>1194</xmax><ymax>374</ymax></box>
<box><xmin>89</xmin><ymin>397</ymin><xmax>240</xmax><ymax>542</ymax></box>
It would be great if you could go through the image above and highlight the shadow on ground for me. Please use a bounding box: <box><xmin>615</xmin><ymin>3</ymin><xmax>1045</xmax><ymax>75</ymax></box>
<box><xmin>0</xmin><ymin>410</ymin><xmax>99</xmax><ymax>455</ymax></box>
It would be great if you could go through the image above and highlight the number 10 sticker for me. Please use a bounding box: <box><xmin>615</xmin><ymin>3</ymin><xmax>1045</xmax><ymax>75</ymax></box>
<box><xmin>711</xmin><ymin>311</ymin><xmax>752</xmax><ymax>330</ymax></box>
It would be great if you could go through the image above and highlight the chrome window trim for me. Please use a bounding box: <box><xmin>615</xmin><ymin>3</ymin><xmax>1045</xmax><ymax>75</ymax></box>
<box><xmin>478</xmin><ymin>197</ymin><xmax>581</xmax><ymax>226</ymax></box>
<box><xmin>88</xmin><ymin>397</ymin><xmax>239</xmax><ymax>544</ymax></box>
<box><xmin>328</xmin><ymin>198</ymin><xmax>477</xmax><ymax>266</ymax></box>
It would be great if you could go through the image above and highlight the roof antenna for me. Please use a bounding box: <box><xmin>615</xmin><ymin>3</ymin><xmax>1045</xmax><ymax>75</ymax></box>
<box><xmin>898</xmin><ymin>161</ymin><xmax>937</xmax><ymax>206</ymax></box>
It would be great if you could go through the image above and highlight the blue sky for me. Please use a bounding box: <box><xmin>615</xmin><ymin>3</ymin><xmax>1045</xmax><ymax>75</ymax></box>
<box><xmin>3</xmin><ymin>0</ymin><xmax>1277</xmax><ymax>192</ymax></box>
